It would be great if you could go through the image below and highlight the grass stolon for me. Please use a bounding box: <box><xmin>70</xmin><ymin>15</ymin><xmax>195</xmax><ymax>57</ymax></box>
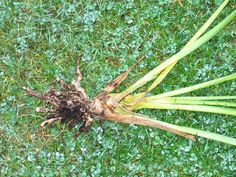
<box><xmin>24</xmin><ymin>0</ymin><xmax>236</xmax><ymax>145</ymax></box>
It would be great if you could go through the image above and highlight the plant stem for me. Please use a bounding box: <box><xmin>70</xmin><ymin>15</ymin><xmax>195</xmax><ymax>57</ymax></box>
<box><xmin>147</xmin><ymin>73</ymin><xmax>236</xmax><ymax>99</ymax></box>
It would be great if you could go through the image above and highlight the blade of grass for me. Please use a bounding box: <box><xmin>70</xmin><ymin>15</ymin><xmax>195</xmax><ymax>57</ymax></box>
<box><xmin>115</xmin><ymin>9</ymin><xmax>236</xmax><ymax>101</ymax></box>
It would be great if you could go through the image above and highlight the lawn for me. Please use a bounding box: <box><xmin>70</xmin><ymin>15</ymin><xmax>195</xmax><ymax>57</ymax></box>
<box><xmin>0</xmin><ymin>0</ymin><xmax>235</xmax><ymax>176</ymax></box>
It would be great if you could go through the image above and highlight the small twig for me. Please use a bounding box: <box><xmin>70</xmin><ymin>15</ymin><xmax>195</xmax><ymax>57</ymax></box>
<box><xmin>23</xmin><ymin>87</ymin><xmax>59</xmax><ymax>107</ymax></box>
<box><xmin>178</xmin><ymin>0</ymin><xmax>183</xmax><ymax>7</ymax></box>
<box><xmin>84</xmin><ymin>116</ymin><xmax>93</xmax><ymax>128</ymax></box>
<box><xmin>75</xmin><ymin>59</ymin><xmax>83</xmax><ymax>87</ymax></box>
<box><xmin>22</xmin><ymin>86</ymin><xmax>44</xmax><ymax>100</ymax></box>
<box><xmin>36</xmin><ymin>107</ymin><xmax>56</xmax><ymax>113</ymax></box>
<box><xmin>40</xmin><ymin>117</ymin><xmax>63</xmax><ymax>128</ymax></box>
<box><xmin>73</xmin><ymin>116</ymin><xmax>94</xmax><ymax>138</ymax></box>
<box><xmin>56</xmin><ymin>78</ymin><xmax>71</xmax><ymax>90</ymax></box>
<box><xmin>45</xmin><ymin>87</ymin><xmax>61</xmax><ymax>97</ymax></box>
<box><xmin>72</xmin><ymin>58</ymin><xmax>89</xmax><ymax>100</ymax></box>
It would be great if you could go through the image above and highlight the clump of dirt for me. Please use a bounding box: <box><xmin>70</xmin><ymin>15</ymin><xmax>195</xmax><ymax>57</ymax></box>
<box><xmin>23</xmin><ymin>79</ymin><xmax>95</xmax><ymax>137</ymax></box>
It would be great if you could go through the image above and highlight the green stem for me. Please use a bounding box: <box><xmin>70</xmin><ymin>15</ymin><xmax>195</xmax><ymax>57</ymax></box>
<box><xmin>140</xmin><ymin>98</ymin><xmax>236</xmax><ymax>107</ymax></box>
<box><xmin>132</xmin><ymin>103</ymin><xmax>236</xmax><ymax>116</ymax></box>
<box><xmin>148</xmin><ymin>73</ymin><xmax>236</xmax><ymax>99</ymax></box>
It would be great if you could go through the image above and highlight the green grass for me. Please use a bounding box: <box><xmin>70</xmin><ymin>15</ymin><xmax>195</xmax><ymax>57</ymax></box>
<box><xmin>0</xmin><ymin>0</ymin><xmax>235</xmax><ymax>176</ymax></box>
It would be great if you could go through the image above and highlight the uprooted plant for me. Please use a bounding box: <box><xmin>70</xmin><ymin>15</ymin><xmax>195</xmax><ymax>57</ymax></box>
<box><xmin>24</xmin><ymin>0</ymin><xmax>236</xmax><ymax>145</ymax></box>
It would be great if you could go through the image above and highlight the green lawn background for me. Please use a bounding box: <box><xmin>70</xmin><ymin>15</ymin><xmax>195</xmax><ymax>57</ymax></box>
<box><xmin>0</xmin><ymin>0</ymin><xmax>235</xmax><ymax>176</ymax></box>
